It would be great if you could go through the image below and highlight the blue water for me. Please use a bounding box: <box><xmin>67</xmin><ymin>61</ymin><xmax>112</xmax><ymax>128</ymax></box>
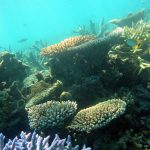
<box><xmin>0</xmin><ymin>0</ymin><xmax>149</xmax><ymax>51</ymax></box>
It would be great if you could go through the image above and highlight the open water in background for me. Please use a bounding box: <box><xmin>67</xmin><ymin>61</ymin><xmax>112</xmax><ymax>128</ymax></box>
<box><xmin>0</xmin><ymin>0</ymin><xmax>150</xmax><ymax>51</ymax></box>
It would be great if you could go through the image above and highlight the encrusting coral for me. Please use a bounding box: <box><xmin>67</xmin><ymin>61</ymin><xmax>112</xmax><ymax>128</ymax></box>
<box><xmin>26</xmin><ymin>100</ymin><xmax>77</xmax><ymax>131</ymax></box>
<box><xmin>41</xmin><ymin>35</ymin><xmax>96</xmax><ymax>56</ymax></box>
<box><xmin>68</xmin><ymin>99</ymin><xmax>126</xmax><ymax>133</ymax></box>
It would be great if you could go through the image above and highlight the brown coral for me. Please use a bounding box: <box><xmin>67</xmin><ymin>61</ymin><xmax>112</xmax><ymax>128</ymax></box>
<box><xmin>26</xmin><ymin>100</ymin><xmax>77</xmax><ymax>131</ymax></box>
<box><xmin>41</xmin><ymin>35</ymin><xmax>96</xmax><ymax>56</ymax></box>
<box><xmin>68</xmin><ymin>99</ymin><xmax>126</xmax><ymax>133</ymax></box>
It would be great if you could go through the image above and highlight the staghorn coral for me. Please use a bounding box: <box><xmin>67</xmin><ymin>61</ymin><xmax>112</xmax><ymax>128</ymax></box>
<box><xmin>41</xmin><ymin>35</ymin><xmax>96</xmax><ymax>56</ymax></box>
<box><xmin>68</xmin><ymin>99</ymin><xmax>126</xmax><ymax>133</ymax></box>
<box><xmin>26</xmin><ymin>100</ymin><xmax>77</xmax><ymax>131</ymax></box>
<box><xmin>0</xmin><ymin>131</ymin><xmax>91</xmax><ymax>150</ymax></box>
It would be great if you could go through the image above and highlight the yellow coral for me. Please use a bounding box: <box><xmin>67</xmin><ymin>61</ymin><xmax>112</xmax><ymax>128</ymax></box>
<box><xmin>41</xmin><ymin>35</ymin><xmax>96</xmax><ymax>56</ymax></box>
<box><xmin>68</xmin><ymin>99</ymin><xmax>126</xmax><ymax>133</ymax></box>
<box><xmin>26</xmin><ymin>100</ymin><xmax>77</xmax><ymax>131</ymax></box>
<box><xmin>123</xmin><ymin>20</ymin><xmax>150</xmax><ymax>49</ymax></box>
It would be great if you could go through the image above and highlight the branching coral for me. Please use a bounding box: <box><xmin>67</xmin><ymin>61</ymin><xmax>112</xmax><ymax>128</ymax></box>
<box><xmin>109</xmin><ymin>20</ymin><xmax>150</xmax><ymax>76</ymax></box>
<box><xmin>123</xmin><ymin>20</ymin><xmax>150</xmax><ymax>50</ymax></box>
<box><xmin>41</xmin><ymin>35</ymin><xmax>96</xmax><ymax>56</ymax></box>
<box><xmin>26</xmin><ymin>80</ymin><xmax>63</xmax><ymax>108</ymax></box>
<box><xmin>67</xmin><ymin>99</ymin><xmax>126</xmax><ymax>133</ymax></box>
<box><xmin>0</xmin><ymin>131</ymin><xmax>91</xmax><ymax>150</ymax></box>
<box><xmin>26</xmin><ymin>100</ymin><xmax>77</xmax><ymax>131</ymax></box>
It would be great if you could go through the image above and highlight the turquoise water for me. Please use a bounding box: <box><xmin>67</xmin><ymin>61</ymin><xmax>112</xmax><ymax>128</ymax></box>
<box><xmin>0</xmin><ymin>0</ymin><xmax>149</xmax><ymax>51</ymax></box>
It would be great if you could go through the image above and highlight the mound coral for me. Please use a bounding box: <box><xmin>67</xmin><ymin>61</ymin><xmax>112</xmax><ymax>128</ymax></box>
<box><xmin>41</xmin><ymin>35</ymin><xmax>96</xmax><ymax>56</ymax></box>
<box><xmin>26</xmin><ymin>100</ymin><xmax>77</xmax><ymax>131</ymax></box>
<box><xmin>68</xmin><ymin>99</ymin><xmax>126</xmax><ymax>133</ymax></box>
<box><xmin>0</xmin><ymin>131</ymin><xmax>91</xmax><ymax>150</ymax></box>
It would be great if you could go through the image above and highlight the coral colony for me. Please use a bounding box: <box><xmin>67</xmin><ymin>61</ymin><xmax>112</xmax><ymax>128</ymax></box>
<box><xmin>0</xmin><ymin>9</ymin><xmax>150</xmax><ymax>149</ymax></box>
<box><xmin>0</xmin><ymin>131</ymin><xmax>91</xmax><ymax>150</ymax></box>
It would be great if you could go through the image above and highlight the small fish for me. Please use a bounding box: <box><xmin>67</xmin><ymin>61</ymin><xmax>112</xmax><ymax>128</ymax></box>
<box><xmin>126</xmin><ymin>39</ymin><xmax>137</xmax><ymax>47</ymax></box>
<box><xmin>17</xmin><ymin>38</ymin><xmax>28</xmax><ymax>43</ymax></box>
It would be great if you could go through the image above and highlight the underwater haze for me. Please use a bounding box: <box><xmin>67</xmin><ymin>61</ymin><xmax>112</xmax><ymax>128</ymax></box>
<box><xmin>0</xmin><ymin>0</ymin><xmax>150</xmax><ymax>51</ymax></box>
<box><xmin>1</xmin><ymin>0</ymin><xmax>150</xmax><ymax>149</ymax></box>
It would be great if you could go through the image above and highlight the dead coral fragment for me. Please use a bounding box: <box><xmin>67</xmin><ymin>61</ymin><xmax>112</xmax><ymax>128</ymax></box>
<box><xmin>26</xmin><ymin>100</ymin><xmax>77</xmax><ymax>131</ymax></box>
<box><xmin>41</xmin><ymin>35</ymin><xmax>96</xmax><ymax>56</ymax></box>
<box><xmin>68</xmin><ymin>99</ymin><xmax>126</xmax><ymax>133</ymax></box>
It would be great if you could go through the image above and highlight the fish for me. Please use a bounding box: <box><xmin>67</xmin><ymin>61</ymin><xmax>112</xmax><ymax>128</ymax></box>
<box><xmin>17</xmin><ymin>38</ymin><xmax>28</xmax><ymax>43</ymax></box>
<box><xmin>126</xmin><ymin>39</ymin><xmax>137</xmax><ymax>47</ymax></box>
<box><xmin>125</xmin><ymin>38</ymin><xmax>143</xmax><ymax>49</ymax></box>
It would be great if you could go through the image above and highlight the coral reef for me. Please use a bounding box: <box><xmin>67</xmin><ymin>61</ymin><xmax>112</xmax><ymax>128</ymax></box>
<box><xmin>0</xmin><ymin>51</ymin><xmax>28</xmax><ymax>87</ymax></box>
<box><xmin>0</xmin><ymin>81</ymin><xmax>27</xmax><ymax>134</ymax></box>
<box><xmin>15</xmin><ymin>40</ymin><xmax>48</xmax><ymax>73</ymax></box>
<box><xmin>0</xmin><ymin>131</ymin><xmax>91</xmax><ymax>150</ymax></box>
<box><xmin>107</xmin><ymin>20</ymin><xmax>150</xmax><ymax>88</ymax></box>
<box><xmin>123</xmin><ymin>20</ymin><xmax>150</xmax><ymax>50</ymax></box>
<box><xmin>0</xmin><ymin>11</ymin><xmax>150</xmax><ymax>150</ymax></box>
<box><xmin>43</xmin><ymin>33</ymin><xmax>122</xmax><ymax>87</ymax></box>
<box><xmin>41</xmin><ymin>35</ymin><xmax>96</xmax><ymax>56</ymax></box>
<box><xmin>73</xmin><ymin>20</ymin><xmax>98</xmax><ymax>35</ymax></box>
<box><xmin>26</xmin><ymin>80</ymin><xmax>63</xmax><ymax>108</ymax></box>
<box><xmin>26</xmin><ymin>100</ymin><xmax>77</xmax><ymax>131</ymax></box>
<box><xmin>109</xmin><ymin>9</ymin><xmax>146</xmax><ymax>27</ymax></box>
<box><xmin>68</xmin><ymin>99</ymin><xmax>126</xmax><ymax>133</ymax></box>
<box><xmin>60</xmin><ymin>91</ymin><xmax>72</xmax><ymax>101</ymax></box>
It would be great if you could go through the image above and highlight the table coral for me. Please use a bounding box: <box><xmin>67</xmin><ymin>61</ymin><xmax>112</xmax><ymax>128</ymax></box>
<box><xmin>41</xmin><ymin>35</ymin><xmax>96</xmax><ymax>56</ymax></box>
<box><xmin>68</xmin><ymin>99</ymin><xmax>126</xmax><ymax>133</ymax></box>
<box><xmin>109</xmin><ymin>9</ymin><xmax>146</xmax><ymax>27</ymax></box>
<box><xmin>26</xmin><ymin>100</ymin><xmax>77</xmax><ymax>131</ymax></box>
